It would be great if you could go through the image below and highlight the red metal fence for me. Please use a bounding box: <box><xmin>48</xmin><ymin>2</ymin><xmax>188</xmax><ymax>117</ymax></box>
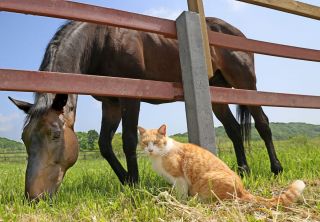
<box><xmin>0</xmin><ymin>1</ymin><xmax>320</xmax><ymax>109</ymax></box>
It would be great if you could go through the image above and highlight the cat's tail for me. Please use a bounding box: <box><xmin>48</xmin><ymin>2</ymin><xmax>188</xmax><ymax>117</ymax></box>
<box><xmin>243</xmin><ymin>180</ymin><xmax>305</xmax><ymax>207</ymax></box>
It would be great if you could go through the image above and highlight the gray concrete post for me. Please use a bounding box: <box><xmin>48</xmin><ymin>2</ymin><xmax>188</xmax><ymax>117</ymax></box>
<box><xmin>176</xmin><ymin>11</ymin><xmax>217</xmax><ymax>156</ymax></box>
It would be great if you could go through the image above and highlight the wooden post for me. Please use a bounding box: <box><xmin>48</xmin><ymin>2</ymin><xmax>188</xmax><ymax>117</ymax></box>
<box><xmin>176</xmin><ymin>12</ymin><xmax>217</xmax><ymax>155</ymax></box>
<box><xmin>187</xmin><ymin>0</ymin><xmax>214</xmax><ymax>79</ymax></box>
<box><xmin>236</xmin><ymin>0</ymin><xmax>320</xmax><ymax>21</ymax></box>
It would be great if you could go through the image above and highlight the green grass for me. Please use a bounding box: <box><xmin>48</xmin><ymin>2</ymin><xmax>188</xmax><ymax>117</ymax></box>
<box><xmin>1</xmin><ymin>136</ymin><xmax>320</xmax><ymax>221</ymax></box>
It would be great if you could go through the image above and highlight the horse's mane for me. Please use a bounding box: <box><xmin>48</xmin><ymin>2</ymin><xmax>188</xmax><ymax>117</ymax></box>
<box><xmin>24</xmin><ymin>93</ymin><xmax>53</xmax><ymax>126</ymax></box>
<box><xmin>24</xmin><ymin>21</ymin><xmax>77</xmax><ymax>125</ymax></box>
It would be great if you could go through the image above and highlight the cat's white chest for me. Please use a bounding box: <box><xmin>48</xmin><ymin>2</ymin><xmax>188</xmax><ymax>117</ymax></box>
<box><xmin>151</xmin><ymin>156</ymin><xmax>176</xmax><ymax>184</ymax></box>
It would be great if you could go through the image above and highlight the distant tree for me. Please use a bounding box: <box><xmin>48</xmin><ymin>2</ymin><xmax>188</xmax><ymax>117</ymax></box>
<box><xmin>112</xmin><ymin>133</ymin><xmax>123</xmax><ymax>152</ymax></box>
<box><xmin>93</xmin><ymin>140</ymin><xmax>99</xmax><ymax>150</ymax></box>
<box><xmin>87</xmin><ymin>130</ymin><xmax>99</xmax><ymax>150</ymax></box>
<box><xmin>76</xmin><ymin>132</ymin><xmax>90</xmax><ymax>151</ymax></box>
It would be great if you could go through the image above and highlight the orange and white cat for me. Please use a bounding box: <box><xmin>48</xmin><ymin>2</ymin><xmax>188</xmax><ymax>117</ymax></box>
<box><xmin>138</xmin><ymin>124</ymin><xmax>305</xmax><ymax>206</ymax></box>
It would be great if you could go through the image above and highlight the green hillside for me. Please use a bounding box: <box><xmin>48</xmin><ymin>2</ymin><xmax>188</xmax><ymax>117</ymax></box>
<box><xmin>0</xmin><ymin>137</ymin><xmax>25</xmax><ymax>152</ymax></box>
<box><xmin>173</xmin><ymin>122</ymin><xmax>320</xmax><ymax>142</ymax></box>
<box><xmin>2</xmin><ymin>122</ymin><xmax>320</xmax><ymax>152</ymax></box>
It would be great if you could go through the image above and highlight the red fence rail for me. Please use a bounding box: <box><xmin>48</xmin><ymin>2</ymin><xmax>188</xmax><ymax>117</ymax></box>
<box><xmin>208</xmin><ymin>32</ymin><xmax>320</xmax><ymax>62</ymax></box>
<box><xmin>0</xmin><ymin>69</ymin><xmax>184</xmax><ymax>101</ymax></box>
<box><xmin>0</xmin><ymin>0</ymin><xmax>177</xmax><ymax>38</ymax></box>
<box><xmin>2</xmin><ymin>69</ymin><xmax>320</xmax><ymax>109</ymax></box>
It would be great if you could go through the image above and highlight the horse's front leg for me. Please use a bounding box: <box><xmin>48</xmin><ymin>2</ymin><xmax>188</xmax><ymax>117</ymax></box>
<box><xmin>120</xmin><ymin>98</ymin><xmax>141</xmax><ymax>185</ymax></box>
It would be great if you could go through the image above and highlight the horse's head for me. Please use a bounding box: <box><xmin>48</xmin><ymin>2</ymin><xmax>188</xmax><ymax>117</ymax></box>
<box><xmin>9</xmin><ymin>94</ymin><xmax>79</xmax><ymax>201</ymax></box>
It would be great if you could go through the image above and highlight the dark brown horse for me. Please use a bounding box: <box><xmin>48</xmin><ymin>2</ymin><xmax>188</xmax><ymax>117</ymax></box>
<box><xmin>10</xmin><ymin>18</ymin><xmax>283</xmax><ymax>200</ymax></box>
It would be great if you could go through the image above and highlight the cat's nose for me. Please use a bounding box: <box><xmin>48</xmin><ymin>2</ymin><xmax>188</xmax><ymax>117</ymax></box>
<box><xmin>148</xmin><ymin>149</ymin><xmax>153</xmax><ymax>153</ymax></box>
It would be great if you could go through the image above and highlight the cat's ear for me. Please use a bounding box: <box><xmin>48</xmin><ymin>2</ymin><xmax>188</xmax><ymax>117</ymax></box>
<box><xmin>138</xmin><ymin>126</ymin><xmax>147</xmax><ymax>135</ymax></box>
<box><xmin>158</xmin><ymin>124</ymin><xmax>166</xmax><ymax>136</ymax></box>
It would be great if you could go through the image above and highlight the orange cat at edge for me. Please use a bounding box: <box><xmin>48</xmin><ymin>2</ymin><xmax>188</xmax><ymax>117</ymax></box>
<box><xmin>138</xmin><ymin>124</ymin><xmax>305</xmax><ymax>206</ymax></box>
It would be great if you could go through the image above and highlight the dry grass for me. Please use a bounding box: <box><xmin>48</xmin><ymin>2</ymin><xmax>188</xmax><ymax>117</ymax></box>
<box><xmin>143</xmin><ymin>179</ymin><xmax>320</xmax><ymax>222</ymax></box>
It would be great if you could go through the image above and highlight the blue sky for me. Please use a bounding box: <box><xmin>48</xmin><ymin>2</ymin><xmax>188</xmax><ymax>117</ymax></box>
<box><xmin>0</xmin><ymin>0</ymin><xmax>320</xmax><ymax>142</ymax></box>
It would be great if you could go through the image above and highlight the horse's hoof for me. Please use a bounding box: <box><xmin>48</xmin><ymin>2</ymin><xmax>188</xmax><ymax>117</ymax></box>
<box><xmin>271</xmin><ymin>164</ymin><xmax>283</xmax><ymax>175</ymax></box>
<box><xmin>238</xmin><ymin>165</ymin><xmax>250</xmax><ymax>177</ymax></box>
<box><xmin>124</xmin><ymin>174</ymin><xmax>139</xmax><ymax>186</ymax></box>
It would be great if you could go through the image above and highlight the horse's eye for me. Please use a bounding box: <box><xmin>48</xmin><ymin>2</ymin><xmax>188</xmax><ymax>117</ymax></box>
<box><xmin>143</xmin><ymin>141</ymin><xmax>148</xmax><ymax>145</ymax></box>
<box><xmin>53</xmin><ymin>132</ymin><xmax>61</xmax><ymax>140</ymax></box>
<box><xmin>154</xmin><ymin>141</ymin><xmax>159</xmax><ymax>144</ymax></box>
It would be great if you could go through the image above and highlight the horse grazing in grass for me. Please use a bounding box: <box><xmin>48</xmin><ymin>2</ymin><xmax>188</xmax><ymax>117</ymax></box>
<box><xmin>10</xmin><ymin>18</ymin><xmax>283</xmax><ymax>200</ymax></box>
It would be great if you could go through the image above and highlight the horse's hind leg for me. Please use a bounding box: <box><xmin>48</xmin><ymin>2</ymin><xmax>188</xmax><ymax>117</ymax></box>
<box><xmin>216</xmin><ymin>48</ymin><xmax>283</xmax><ymax>174</ymax></box>
<box><xmin>120</xmin><ymin>97</ymin><xmax>140</xmax><ymax>184</ymax></box>
<box><xmin>247</xmin><ymin>106</ymin><xmax>283</xmax><ymax>175</ymax></box>
<box><xmin>210</xmin><ymin>71</ymin><xmax>249</xmax><ymax>173</ymax></box>
<box><xmin>99</xmin><ymin>99</ymin><xmax>128</xmax><ymax>184</ymax></box>
<box><xmin>212</xmin><ymin>103</ymin><xmax>249</xmax><ymax>173</ymax></box>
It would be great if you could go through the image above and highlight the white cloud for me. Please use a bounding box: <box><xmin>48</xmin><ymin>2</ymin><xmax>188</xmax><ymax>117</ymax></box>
<box><xmin>144</xmin><ymin>7</ymin><xmax>182</xmax><ymax>20</ymax></box>
<box><xmin>0</xmin><ymin>113</ymin><xmax>21</xmax><ymax>132</ymax></box>
<box><xmin>225</xmin><ymin>0</ymin><xmax>246</xmax><ymax>11</ymax></box>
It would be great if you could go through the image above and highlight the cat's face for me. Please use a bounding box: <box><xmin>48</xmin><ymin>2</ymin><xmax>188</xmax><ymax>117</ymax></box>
<box><xmin>138</xmin><ymin>125</ymin><xmax>171</xmax><ymax>156</ymax></box>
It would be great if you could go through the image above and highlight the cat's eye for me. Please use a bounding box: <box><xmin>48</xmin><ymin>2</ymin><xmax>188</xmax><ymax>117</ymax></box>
<box><xmin>143</xmin><ymin>141</ymin><xmax>148</xmax><ymax>145</ymax></box>
<box><xmin>154</xmin><ymin>141</ymin><xmax>159</xmax><ymax>144</ymax></box>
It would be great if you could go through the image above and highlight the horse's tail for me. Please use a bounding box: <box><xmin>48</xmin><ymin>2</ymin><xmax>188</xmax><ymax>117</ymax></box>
<box><xmin>236</xmin><ymin>105</ymin><xmax>251</xmax><ymax>144</ymax></box>
<box><xmin>242</xmin><ymin>180</ymin><xmax>306</xmax><ymax>207</ymax></box>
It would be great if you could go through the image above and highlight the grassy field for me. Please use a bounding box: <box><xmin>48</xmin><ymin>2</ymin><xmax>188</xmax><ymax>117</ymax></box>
<box><xmin>1</xmin><ymin>136</ymin><xmax>320</xmax><ymax>221</ymax></box>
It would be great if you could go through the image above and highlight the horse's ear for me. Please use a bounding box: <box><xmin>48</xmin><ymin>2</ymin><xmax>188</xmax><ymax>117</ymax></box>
<box><xmin>8</xmin><ymin>96</ymin><xmax>33</xmax><ymax>114</ymax></box>
<box><xmin>137</xmin><ymin>126</ymin><xmax>147</xmax><ymax>135</ymax></box>
<box><xmin>158</xmin><ymin>124</ymin><xmax>166</xmax><ymax>136</ymax></box>
<box><xmin>52</xmin><ymin>94</ymin><xmax>68</xmax><ymax>111</ymax></box>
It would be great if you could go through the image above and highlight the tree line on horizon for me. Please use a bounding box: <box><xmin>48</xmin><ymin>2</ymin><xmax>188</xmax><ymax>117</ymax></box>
<box><xmin>173</xmin><ymin>122</ymin><xmax>320</xmax><ymax>142</ymax></box>
<box><xmin>1</xmin><ymin>122</ymin><xmax>320</xmax><ymax>152</ymax></box>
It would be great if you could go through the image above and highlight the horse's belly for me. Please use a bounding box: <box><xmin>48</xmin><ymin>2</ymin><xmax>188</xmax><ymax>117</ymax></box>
<box><xmin>142</xmin><ymin>34</ymin><xmax>182</xmax><ymax>82</ymax></box>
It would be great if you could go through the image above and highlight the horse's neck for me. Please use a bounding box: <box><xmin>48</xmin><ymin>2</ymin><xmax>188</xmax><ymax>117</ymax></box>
<box><xmin>41</xmin><ymin>22</ymin><xmax>104</xmax><ymax>75</ymax></box>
